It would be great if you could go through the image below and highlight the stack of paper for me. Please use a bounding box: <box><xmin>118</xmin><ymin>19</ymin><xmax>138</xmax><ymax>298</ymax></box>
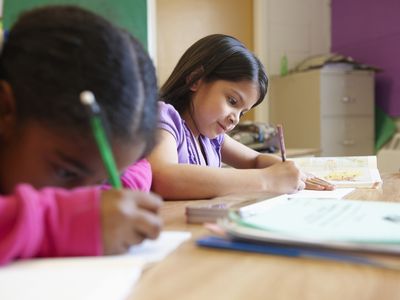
<box><xmin>221</xmin><ymin>196</ymin><xmax>400</xmax><ymax>254</ymax></box>
<box><xmin>197</xmin><ymin>196</ymin><xmax>400</xmax><ymax>270</ymax></box>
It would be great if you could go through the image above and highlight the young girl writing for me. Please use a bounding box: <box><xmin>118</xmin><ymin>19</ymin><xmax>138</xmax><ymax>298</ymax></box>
<box><xmin>148</xmin><ymin>34</ymin><xmax>333</xmax><ymax>200</ymax></box>
<box><xmin>0</xmin><ymin>6</ymin><xmax>162</xmax><ymax>265</ymax></box>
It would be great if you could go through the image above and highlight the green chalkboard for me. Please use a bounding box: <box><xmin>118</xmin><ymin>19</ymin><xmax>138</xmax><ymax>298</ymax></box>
<box><xmin>3</xmin><ymin>0</ymin><xmax>148</xmax><ymax>48</ymax></box>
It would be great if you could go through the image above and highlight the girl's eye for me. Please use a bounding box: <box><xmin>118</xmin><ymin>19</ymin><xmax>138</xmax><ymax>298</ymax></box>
<box><xmin>54</xmin><ymin>166</ymin><xmax>79</xmax><ymax>181</ymax></box>
<box><xmin>227</xmin><ymin>97</ymin><xmax>237</xmax><ymax>106</ymax></box>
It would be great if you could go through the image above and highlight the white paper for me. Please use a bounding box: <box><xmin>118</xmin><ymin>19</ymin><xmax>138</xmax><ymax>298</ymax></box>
<box><xmin>239</xmin><ymin>198</ymin><xmax>400</xmax><ymax>242</ymax></box>
<box><xmin>239</xmin><ymin>195</ymin><xmax>289</xmax><ymax>216</ymax></box>
<box><xmin>288</xmin><ymin>188</ymin><xmax>354</xmax><ymax>199</ymax></box>
<box><xmin>0</xmin><ymin>231</ymin><xmax>191</xmax><ymax>300</ymax></box>
<box><xmin>239</xmin><ymin>189</ymin><xmax>354</xmax><ymax>218</ymax></box>
<box><xmin>128</xmin><ymin>231</ymin><xmax>191</xmax><ymax>263</ymax></box>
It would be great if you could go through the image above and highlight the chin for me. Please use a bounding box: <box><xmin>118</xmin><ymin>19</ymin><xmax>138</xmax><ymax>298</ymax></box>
<box><xmin>202</xmin><ymin>127</ymin><xmax>223</xmax><ymax>139</ymax></box>
<box><xmin>209</xmin><ymin>132</ymin><xmax>223</xmax><ymax>139</ymax></box>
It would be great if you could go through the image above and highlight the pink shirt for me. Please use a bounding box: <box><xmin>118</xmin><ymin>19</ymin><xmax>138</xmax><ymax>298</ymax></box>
<box><xmin>0</xmin><ymin>159</ymin><xmax>152</xmax><ymax>265</ymax></box>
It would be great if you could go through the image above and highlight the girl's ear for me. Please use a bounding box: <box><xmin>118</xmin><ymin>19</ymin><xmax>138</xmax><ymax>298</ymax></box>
<box><xmin>189</xmin><ymin>78</ymin><xmax>202</xmax><ymax>92</ymax></box>
<box><xmin>0</xmin><ymin>80</ymin><xmax>17</xmax><ymax>139</ymax></box>
<box><xmin>186</xmin><ymin>67</ymin><xmax>204</xmax><ymax>92</ymax></box>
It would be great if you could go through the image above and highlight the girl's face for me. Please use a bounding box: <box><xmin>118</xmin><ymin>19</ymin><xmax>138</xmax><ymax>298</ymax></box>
<box><xmin>186</xmin><ymin>79</ymin><xmax>259</xmax><ymax>138</ymax></box>
<box><xmin>0</xmin><ymin>120</ymin><xmax>145</xmax><ymax>194</ymax></box>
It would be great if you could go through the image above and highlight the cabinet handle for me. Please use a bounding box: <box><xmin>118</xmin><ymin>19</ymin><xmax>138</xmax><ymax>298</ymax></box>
<box><xmin>341</xmin><ymin>96</ymin><xmax>355</xmax><ymax>103</ymax></box>
<box><xmin>342</xmin><ymin>139</ymin><xmax>355</xmax><ymax>146</ymax></box>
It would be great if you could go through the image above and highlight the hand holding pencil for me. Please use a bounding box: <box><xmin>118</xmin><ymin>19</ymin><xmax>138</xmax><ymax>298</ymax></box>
<box><xmin>276</xmin><ymin>124</ymin><xmax>334</xmax><ymax>191</ymax></box>
<box><xmin>80</xmin><ymin>91</ymin><xmax>163</xmax><ymax>254</ymax></box>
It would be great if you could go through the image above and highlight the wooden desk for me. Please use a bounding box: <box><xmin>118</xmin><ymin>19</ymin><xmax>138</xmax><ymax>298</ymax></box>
<box><xmin>130</xmin><ymin>173</ymin><xmax>400</xmax><ymax>300</ymax></box>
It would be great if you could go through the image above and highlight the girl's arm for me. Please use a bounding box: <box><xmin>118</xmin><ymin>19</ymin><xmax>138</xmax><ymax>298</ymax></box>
<box><xmin>0</xmin><ymin>184</ymin><xmax>102</xmax><ymax>265</ymax></box>
<box><xmin>148</xmin><ymin>130</ymin><xmax>304</xmax><ymax>200</ymax></box>
<box><xmin>0</xmin><ymin>184</ymin><xmax>163</xmax><ymax>265</ymax></box>
<box><xmin>221</xmin><ymin>134</ymin><xmax>281</xmax><ymax>169</ymax></box>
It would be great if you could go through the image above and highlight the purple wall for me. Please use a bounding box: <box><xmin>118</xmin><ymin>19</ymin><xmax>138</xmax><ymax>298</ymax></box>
<box><xmin>331</xmin><ymin>0</ymin><xmax>400</xmax><ymax>116</ymax></box>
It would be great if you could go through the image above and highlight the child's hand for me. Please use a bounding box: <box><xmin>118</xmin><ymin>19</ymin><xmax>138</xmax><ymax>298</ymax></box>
<box><xmin>304</xmin><ymin>172</ymin><xmax>335</xmax><ymax>191</ymax></box>
<box><xmin>100</xmin><ymin>189</ymin><xmax>163</xmax><ymax>255</ymax></box>
<box><xmin>262</xmin><ymin>161</ymin><xmax>306</xmax><ymax>194</ymax></box>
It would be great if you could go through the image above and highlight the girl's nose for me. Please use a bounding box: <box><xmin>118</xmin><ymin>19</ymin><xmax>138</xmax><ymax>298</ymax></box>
<box><xmin>228</xmin><ymin>112</ymin><xmax>239</xmax><ymax>125</ymax></box>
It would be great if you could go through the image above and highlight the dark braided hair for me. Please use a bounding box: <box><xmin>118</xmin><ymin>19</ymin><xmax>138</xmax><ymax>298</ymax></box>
<box><xmin>0</xmin><ymin>5</ymin><xmax>158</xmax><ymax>150</ymax></box>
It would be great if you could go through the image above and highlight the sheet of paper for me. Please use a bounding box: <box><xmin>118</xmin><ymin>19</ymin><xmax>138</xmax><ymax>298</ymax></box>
<box><xmin>0</xmin><ymin>231</ymin><xmax>191</xmax><ymax>300</ymax></box>
<box><xmin>128</xmin><ymin>231</ymin><xmax>191</xmax><ymax>263</ymax></box>
<box><xmin>288</xmin><ymin>188</ymin><xmax>354</xmax><ymax>199</ymax></box>
<box><xmin>238</xmin><ymin>189</ymin><xmax>354</xmax><ymax>218</ymax></box>
<box><xmin>239</xmin><ymin>194</ymin><xmax>288</xmax><ymax>216</ymax></box>
<box><xmin>239</xmin><ymin>198</ymin><xmax>400</xmax><ymax>243</ymax></box>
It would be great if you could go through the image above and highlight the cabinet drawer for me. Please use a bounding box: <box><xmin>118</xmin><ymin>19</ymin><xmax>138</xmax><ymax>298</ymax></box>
<box><xmin>320</xmin><ymin>116</ymin><xmax>374</xmax><ymax>156</ymax></box>
<box><xmin>320</xmin><ymin>71</ymin><xmax>374</xmax><ymax>116</ymax></box>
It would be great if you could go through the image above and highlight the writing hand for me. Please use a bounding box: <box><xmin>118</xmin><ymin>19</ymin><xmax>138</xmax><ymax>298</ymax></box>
<box><xmin>100</xmin><ymin>189</ymin><xmax>163</xmax><ymax>255</ymax></box>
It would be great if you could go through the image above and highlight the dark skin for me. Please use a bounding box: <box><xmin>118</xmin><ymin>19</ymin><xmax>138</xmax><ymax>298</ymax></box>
<box><xmin>0</xmin><ymin>120</ymin><xmax>139</xmax><ymax>193</ymax></box>
<box><xmin>0</xmin><ymin>81</ymin><xmax>163</xmax><ymax>255</ymax></box>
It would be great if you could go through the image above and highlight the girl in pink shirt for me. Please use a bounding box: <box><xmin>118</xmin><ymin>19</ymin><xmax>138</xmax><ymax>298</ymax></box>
<box><xmin>0</xmin><ymin>6</ymin><xmax>162</xmax><ymax>265</ymax></box>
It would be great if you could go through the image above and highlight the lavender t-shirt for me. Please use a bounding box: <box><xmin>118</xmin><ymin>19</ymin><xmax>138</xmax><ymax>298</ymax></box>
<box><xmin>158</xmin><ymin>101</ymin><xmax>224</xmax><ymax>167</ymax></box>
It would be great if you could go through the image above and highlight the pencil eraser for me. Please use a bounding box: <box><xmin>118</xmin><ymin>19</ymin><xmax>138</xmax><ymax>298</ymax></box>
<box><xmin>80</xmin><ymin>91</ymin><xmax>95</xmax><ymax>105</ymax></box>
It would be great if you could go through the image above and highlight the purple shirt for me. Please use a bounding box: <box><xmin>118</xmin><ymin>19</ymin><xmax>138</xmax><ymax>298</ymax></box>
<box><xmin>158</xmin><ymin>101</ymin><xmax>224</xmax><ymax>167</ymax></box>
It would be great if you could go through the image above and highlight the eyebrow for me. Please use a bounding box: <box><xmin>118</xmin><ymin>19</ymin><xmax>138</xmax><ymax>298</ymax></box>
<box><xmin>55</xmin><ymin>150</ymin><xmax>92</xmax><ymax>176</ymax></box>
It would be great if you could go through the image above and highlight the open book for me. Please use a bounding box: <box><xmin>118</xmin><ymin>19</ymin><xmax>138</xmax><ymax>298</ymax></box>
<box><xmin>291</xmin><ymin>156</ymin><xmax>382</xmax><ymax>188</ymax></box>
<box><xmin>218</xmin><ymin>196</ymin><xmax>400</xmax><ymax>255</ymax></box>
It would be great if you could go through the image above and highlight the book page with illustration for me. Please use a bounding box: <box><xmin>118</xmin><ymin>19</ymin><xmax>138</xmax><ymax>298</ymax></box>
<box><xmin>291</xmin><ymin>156</ymin><xmax>382</xmax><ymax>188</ymax></box>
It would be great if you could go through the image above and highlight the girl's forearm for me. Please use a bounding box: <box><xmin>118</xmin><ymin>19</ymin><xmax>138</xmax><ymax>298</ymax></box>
<box><xmin>151</xmin><ymin>164</ymin><xmax>264</xmax><ymax>200</ymax></box>
<box><xmin>255</xmin><ymin>153</ymin><xmax>281</xmax><ymax>168</ymax></box>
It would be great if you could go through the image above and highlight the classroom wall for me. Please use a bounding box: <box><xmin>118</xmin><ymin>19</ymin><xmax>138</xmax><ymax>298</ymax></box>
<box><xmin>156</xmin><ymin>0</ymin><xmax>253</xmax><ymax>84</ymax></box>
<box><xmin>3</xmin><ymin>0</ymin><xmax>148</xmax><ymax>49</ymax></box>
<box><xmin>156</xmin><ymin>0</ymin><xmax>254</xmax><ymax>120</ymax></box>
<box><xmin>331</xmin><ymin>0</ymin><xmax>400</xmax><ymax>117</ymax></box>
<box><xmin>252</xmin><ymin>0</ymin><xmax>331</xmax><ymax>123</ymax></box>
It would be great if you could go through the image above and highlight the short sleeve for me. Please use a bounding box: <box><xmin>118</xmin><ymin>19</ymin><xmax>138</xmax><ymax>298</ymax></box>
<box><xmin>158</xmin><ymin>101</ymin><xmax>185</xmax><ymax>145</ymax></box>
<box><xmin>120</xmin><ymin>159</ymin><xmax>152</xmax><ymax>192</ymax></box>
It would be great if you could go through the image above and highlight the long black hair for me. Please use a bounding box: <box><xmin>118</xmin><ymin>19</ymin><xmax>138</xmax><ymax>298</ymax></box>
<box><xmin>161</xmin><ymin>34</ymin><xmax>268</xmax><ymax>113</ymax></box>
<box><xmin>0</xmin><ymin>5</ymin><xmax>158</xmax><ymax>152</ymax></box>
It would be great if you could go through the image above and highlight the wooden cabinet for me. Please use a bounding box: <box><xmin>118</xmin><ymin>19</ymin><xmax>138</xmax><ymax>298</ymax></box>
<box><xmin>268</xmin><ymin>69</ymin><xmax>375</xmax><ymax>156</ymax></box>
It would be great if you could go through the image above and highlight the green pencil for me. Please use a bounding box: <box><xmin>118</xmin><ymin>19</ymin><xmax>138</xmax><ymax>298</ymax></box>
<box><xmin>80</xmin><ymin>91</ymin><xmax>122</xmax><ymax>188</ymax></box>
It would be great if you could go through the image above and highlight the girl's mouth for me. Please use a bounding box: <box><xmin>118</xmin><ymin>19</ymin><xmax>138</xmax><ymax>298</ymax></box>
<box><xmin>217</xmin><ymin>122</ymin><xmax>226</xmax><ymax>132</ymax></box>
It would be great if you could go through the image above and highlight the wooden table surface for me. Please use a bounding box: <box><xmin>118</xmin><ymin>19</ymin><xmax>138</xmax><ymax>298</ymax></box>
<box><xmin>129</xmin><ymin>173</ymin><xmax>400</xmax><ymax>300</ymax></box>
